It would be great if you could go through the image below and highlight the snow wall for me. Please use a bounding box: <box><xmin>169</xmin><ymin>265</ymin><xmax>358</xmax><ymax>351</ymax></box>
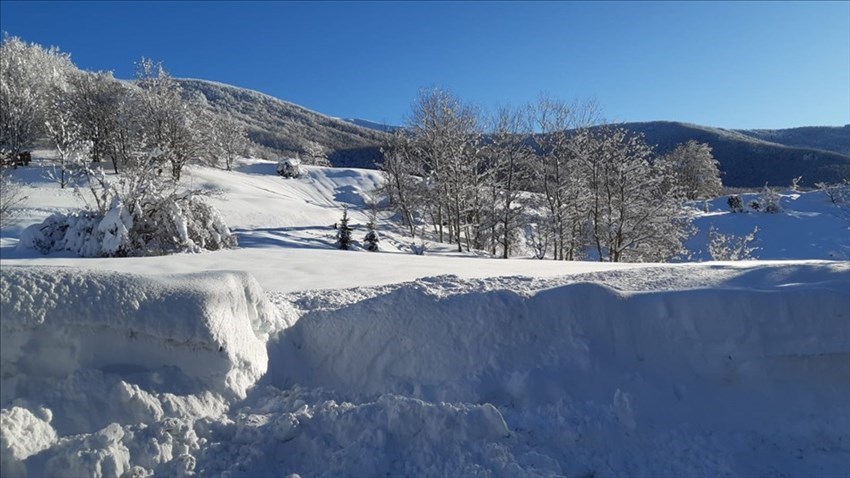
<box><xmin>0</xmin><ymin>266</ymin><xmax>286</xmax><ymax>404</ymax></box>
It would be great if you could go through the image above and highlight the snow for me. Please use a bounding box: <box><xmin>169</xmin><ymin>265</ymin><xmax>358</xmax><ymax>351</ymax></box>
<box><xmin>0</xmin><ymin>266</ymin><xmax>289</xmax><ymax>401</ymax></box>
<box><xmin>1</xmin><ymin>154</ymin><xmax>848</xmax><ymax>476</ymax></box>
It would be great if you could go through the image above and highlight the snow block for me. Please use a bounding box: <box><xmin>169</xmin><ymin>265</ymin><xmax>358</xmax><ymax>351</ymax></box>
<box><xmin>0</xmin><ymin>266</ymin><xmax>281</xmax><ymax>401</ymax></box>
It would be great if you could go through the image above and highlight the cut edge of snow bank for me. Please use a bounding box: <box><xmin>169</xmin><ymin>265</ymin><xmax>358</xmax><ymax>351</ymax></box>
<box><xmin>0</xmin><ymin>266</ymin><xmax>293</xmax><ymax>402</ymax></box>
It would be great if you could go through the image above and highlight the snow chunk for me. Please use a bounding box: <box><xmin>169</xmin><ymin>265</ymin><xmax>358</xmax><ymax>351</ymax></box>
<box><xmin>0</xmin><ymin>406</ymin><xmax>57</xmax><ymax>478</ymax></box>
<box><xmin>0</xmin><ymin>267</ymin><xmax>287</xmax><ymax>401</ymax></box>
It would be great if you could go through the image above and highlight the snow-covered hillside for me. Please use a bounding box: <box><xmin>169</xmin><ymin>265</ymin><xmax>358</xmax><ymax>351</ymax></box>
<box><xmin>1</xmin><ymin>155</ymin><xmax>849</xmax><ymax>477</ymax></box>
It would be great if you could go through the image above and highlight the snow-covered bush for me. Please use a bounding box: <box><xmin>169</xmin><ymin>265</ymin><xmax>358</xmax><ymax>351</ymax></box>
<box><xmin>727</xmin><ymin>195</ymin><xmax>743</xmax><ymax>213</ymax></box>
<box><xmin>749</xmin><ymin>199</ymin><xmax>761</xmax><ymax>212</ymax></box>
<box><xmin>21</xmin><ymin>192</ymin><xmax>236</xmax><ymax>257</ymax></box>
<box><xmin>707</xmin><ymin>226</ymin><xmax>759</xmax><ymax>261</ymax></box>
<box><xmin>276</xmin><ymin>157</ymin><xmax>301</xmax><ymax>178</ymax></box>
<box><xmin>760</xmin><ymin>184</ymin><xmax>782</xmax><ymax>213</ymax></box>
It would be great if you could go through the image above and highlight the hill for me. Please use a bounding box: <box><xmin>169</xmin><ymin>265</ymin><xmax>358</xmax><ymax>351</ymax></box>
<box><xmin>617</xmin><ymin>121</ymin><xmax>850</xmax><ymax>188</ymax></box>
<box><xmin>178</xmin><ymin>77</ymin><xmax>848</xmax><ymax>188</ymax></box>
<box><xmin>736</xmin><ymin>124</ymin><xmax>850</xmax><ymax>156</ymax></box>
<box><xmin>178</xmin><ymin>79</ymin><xmax>389</xmax><ymax>168</ymax></box>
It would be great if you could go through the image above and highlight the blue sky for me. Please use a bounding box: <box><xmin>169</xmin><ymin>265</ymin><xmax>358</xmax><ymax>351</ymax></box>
<box><xmin>2</xmin><ymin>1</ymin><xmax>848</xmax><ymax>129</ymax></box>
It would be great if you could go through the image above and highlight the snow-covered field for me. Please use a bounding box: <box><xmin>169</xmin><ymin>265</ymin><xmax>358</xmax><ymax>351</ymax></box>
<box><xmin>1</xmin><ymin>156</ymin><xmax>849</xmax><ymax>477</ymax></box>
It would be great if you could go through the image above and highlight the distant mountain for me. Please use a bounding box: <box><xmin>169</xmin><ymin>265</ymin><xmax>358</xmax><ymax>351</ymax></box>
<box><xmin>178</xmin><ymin>79</ymin><xmax>847</xmax><ymax>188</ymax></box>
<box><xmin>342</xmin><ymin>118</ymin><xmax>401</xmax><ymax>133</ymax></box>
<box><xmin>615</xmin><ymin>121</ymin><xmax>850</xmax><ymax>188</ymax></box>
<box><xmin>178</xmin><ymin>79</ymin><xmax>389</xmax><ymax>168</ymax></box>
<box><xmin>735</xmin><ymin>125</ymin><xmax>850</xmax><ymax>156</ymax></box>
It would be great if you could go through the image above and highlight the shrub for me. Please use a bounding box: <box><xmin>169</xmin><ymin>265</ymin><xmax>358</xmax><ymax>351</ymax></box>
<box><xmin>726</xmin><ymin>195</ymin><xmax>743</xmax><ymax>213</ymax></box>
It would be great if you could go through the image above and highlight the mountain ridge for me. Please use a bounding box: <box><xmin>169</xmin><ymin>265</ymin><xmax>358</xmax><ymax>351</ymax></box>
<box><xmin>179</xmin><ymin>78</ymin><xmax>849</xmax><ymax>187</ymax></box>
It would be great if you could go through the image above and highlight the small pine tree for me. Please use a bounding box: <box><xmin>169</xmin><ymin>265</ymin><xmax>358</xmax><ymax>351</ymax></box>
<box><xmin>336</xmin><ymin>206</ymin><xmax>353</xmax><ymax>250</ymax></box>
<box><xmin>364</xmin><ymin>219</ymin><xmax>379</xmax><ymax>252</ymax></box>
<box><xmin>749</xmin><ymin>199</ymin><xmax>760</xmax><ymax>212</ymax></box>
<box><xmin>727</xmin><ymin>195</ymin><xmax>743</xmax><ymax>213</ymax></box>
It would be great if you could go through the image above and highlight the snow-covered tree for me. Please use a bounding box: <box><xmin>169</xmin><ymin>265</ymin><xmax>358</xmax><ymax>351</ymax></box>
<box><xmin>65</xmin><ymin>70</ymin><xmax>129</xmax><ymax>172</ymax></box>
<box><xmin>0</xmin><ymin>35</ymin><xmax>74</xmax><ymax>162</ymax></box>
<box><xmin>583</xmin><ymin>126</ymin><xmax>692</xmax><ymax>262</ymax></box>
<box><xmin>487</xmin><ymin>105</ymin><xmax>534</xmax><ymax>258</ymax></box>
<box><xmin>135</xmin><ymin>58</ymin><xmax>201</xmax><ymax>181</ymax></box>
<box><xmin>200</xmin><ymin>112</ymin><xmax>248</xmax><ymax>170</ymax></box>
<box><xmin>527</xmin><ymin>96</ymin><xmax>599</xmax><ymax>260</ymax></box>
<box><xmin>380</xmin><ymin>130</ymin><xmax>424</xmax><ymax>238</ymax></box>
<box><xmin>408</xmin><ymin>88</ymin><xmax>483</xmax><ymax>252</ymax></box>
<box><xmin>760</xmin><ymin>183</ymin><xmax>782</xmax><ymax>213</ymax></box>
<box><xmin>364</xmin><ymin>217</ymin><xmax>380</xmax><ymax>252</ymax></box>
<box><xmin>44</xmin><ymin>84</ymin><xmax>89</xmax><ymax>189</ymax></box>
<box><xmin>657</xmin><ymin>140</ymin><xmax>722</xmax><ymax>200</ymax></box>
<box><xmin>302</xmin><ymin>139</ymin><xmax>330</xmax><ymax>167</ymax></box>
<box><xmin>336</xmin><ymin>205</ymin><xmax>353</xmax><ymax>250</ymax></box>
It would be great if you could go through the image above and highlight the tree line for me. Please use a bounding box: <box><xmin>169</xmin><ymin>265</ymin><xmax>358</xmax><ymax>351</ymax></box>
<box><xmin>380</xmin><ymin>89</ymin><xmax>723</xmax><ymax>262</ymax></box>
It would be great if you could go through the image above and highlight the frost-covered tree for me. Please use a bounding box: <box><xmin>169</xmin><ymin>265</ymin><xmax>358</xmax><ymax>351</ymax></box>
<box><xmin>201</xmin><ymin>112</ymin><xmax>247</xmax><ymax>170</ymax></box>
<box><xmin>583</xmin><ymin>126</ymin><xmax>692</xmax><ymax>262</ymax></box>
<box><xmin>336</xmin><ymin>205</ymin><xmax>353</xmax><ymax>250</ymax></box>
<box><xmin>760</xmin><ymin>183</ymin><xmax>782</xmax><ymax>213</ymax></box>
<box><xmin>408</xmin><ymin>88</ymin><xmax>483</xmax><ymax>252</ymax></box>
<box><xmin>488</xmin><ymin>105</ymin><xmax>534</xmax><ymax>258</ymax></box>
<box><xmin>527</xmin><ymin>96</ymin><xmax>599</xmax><ymax>260</ymax></box>
<box><xmin>44</xmin><ymin>84</ymin><xmax>90</xmax><ymax>189</ymax></box>
<box><xmin>657</xmin><ymin>140</ymin><xmax>722</xmax><ymax>200</ymax></box>
<box><xmin>0</xmin><ymin>35</ymin><xmax>74</xmax><ymax>161</ymax></box>
<box><xmin>65</xmin><ymin>70</ymin><xmax>129</xmax><ymax>172</ymax></box>
<box><xmin>708</xmin><ymin>226</ymin><xmax>759</xmax><ymax>261</ymax></box>
<box><xmin>380</xmin><ymin>130</ymin><xmax>423</xmax><ymax>238</ymax></box>
<box><xmin>302</xmin><ymin>139</ymin><xmax>331</xmax><ymax>167</ymax></box>
<box><xmin>135</xmin><ymin>58</ymin><xmax>201</xmax><ymax>181</ymax></box>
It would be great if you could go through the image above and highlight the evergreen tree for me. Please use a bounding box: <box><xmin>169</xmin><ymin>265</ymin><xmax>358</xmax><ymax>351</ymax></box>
<box><xmin>336</xmin><ymin>206</ymin><xmax>353</xmax><ymax>250</ymax></box>
<box><xmin>364</xmin><ymin>219</ymin><xmax>380</xmax><ymax>252</ymax></box>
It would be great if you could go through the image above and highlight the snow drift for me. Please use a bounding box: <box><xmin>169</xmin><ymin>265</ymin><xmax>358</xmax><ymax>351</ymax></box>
<box><xmin>270</xmin><ymin>264</ymin><xmax>850</xmax><ymax>404</ymax></box>
<box><xmin>0</xmin><ymin>266</ymin><xmax>287</xmax><ymax>403</ymax></box>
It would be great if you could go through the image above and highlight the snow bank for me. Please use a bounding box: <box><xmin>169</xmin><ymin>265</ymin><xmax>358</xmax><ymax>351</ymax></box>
<box><xmin>269</xmin><ymin>264</ymin><xmax>850</xmax><ymax>404</ymax></box>
<box><xmin>259</xmin><ymin>263</ymin><xmax>850</xmax><ymax>476</ymax></box>
<box><xmin>0</xmin><ymin>266</ymin><xmax>288</xmax><ymax>403</ymax></box>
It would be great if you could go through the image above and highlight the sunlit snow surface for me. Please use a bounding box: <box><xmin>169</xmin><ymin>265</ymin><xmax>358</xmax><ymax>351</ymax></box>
<box><xmin>1</xmin><ymin>156</ymin><xmax>848</xmax><ymax>477</ymax></box>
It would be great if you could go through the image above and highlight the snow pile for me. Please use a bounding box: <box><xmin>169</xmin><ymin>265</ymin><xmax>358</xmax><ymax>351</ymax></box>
<box><xmin>0</xmin><ymin>266</ymin><xmax>289</xmax><ymax>402</ymax></box>
<box><xmin>258</xmin><ymin>263</ymin><xmax>850</xmax><ymax>476</ymax></box>
<box><xmin>270</xmin><ymin>264</ymin><xmax>850</xmax><ymax>403</ymax></box>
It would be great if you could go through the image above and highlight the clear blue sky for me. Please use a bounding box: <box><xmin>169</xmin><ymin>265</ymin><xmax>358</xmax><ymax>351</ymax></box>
<box><xmin>2</xmin><ymin>1</ymin><xmax>848</xmax><ymax>129</ymax></box>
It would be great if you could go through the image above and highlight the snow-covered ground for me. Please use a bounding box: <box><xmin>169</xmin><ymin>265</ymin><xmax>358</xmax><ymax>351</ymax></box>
<box><xmin>1</xmin><ymin>155</ymin><xmax>849</xmax><ymax>477</ymax></box>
